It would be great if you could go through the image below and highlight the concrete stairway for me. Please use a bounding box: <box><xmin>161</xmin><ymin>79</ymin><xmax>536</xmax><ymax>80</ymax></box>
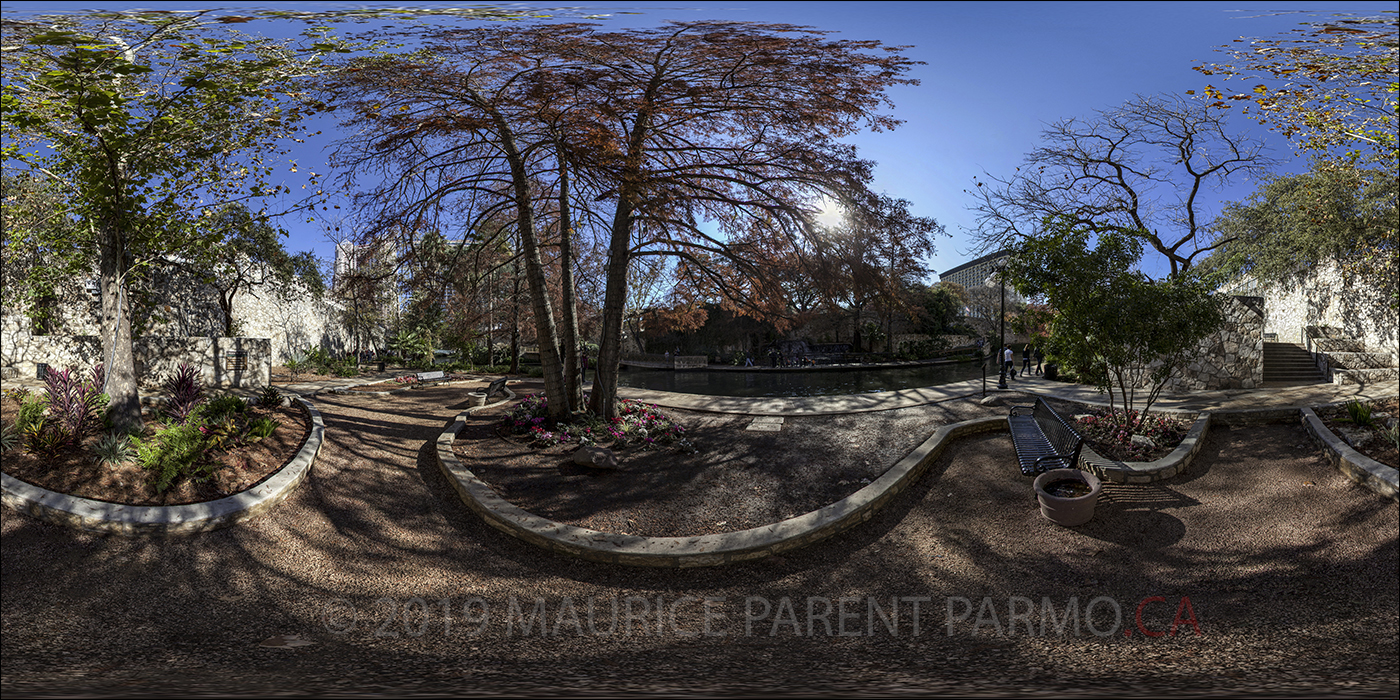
<box><xmin>1306</xmin><ymin>326</ymin><xmax>1400</xmax><ymax>386</ymax></box>
<box><xmin>1263</xmin><ymin>342</ymin><xmax>1326</xmax><ymax>386</ymax></box>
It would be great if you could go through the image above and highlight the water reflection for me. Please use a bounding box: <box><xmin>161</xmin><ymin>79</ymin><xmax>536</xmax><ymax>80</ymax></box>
<box><xmin>615</xmin><ymin>361</ymin><xmax>983</xmax><ymax>397</ymax></box>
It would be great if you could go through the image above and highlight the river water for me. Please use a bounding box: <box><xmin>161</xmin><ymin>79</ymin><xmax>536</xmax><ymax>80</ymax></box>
<box><xmin>613</xmin><ymin>360</ymin><xmax>986</xmax><ymax>397</ymax></box>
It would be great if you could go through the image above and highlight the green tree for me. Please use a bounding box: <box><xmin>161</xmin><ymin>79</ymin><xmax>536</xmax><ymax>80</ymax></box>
<box><xmin>1199</xmin><ymin>165</ymin><xmax>1398</xmax><ymax>309</ymax></box>
<box><xmin>2</xmin><ymin>10</ymin><xmax>346</xmax><ymax>432</ymax></box>
<box><xmin>187</xmin><ymin>204</ymin><xmax>324</xmax><ymax>337</ymax></box>
<box><xmin>1002</xmin><ymin>218</ymin><xmax>1224</xmax><ymax>433</ymax></box>
<box><xmin>1193</xmin><ymin>13</ymin><xmax>1398</xmax><ymax>167</ymax></box>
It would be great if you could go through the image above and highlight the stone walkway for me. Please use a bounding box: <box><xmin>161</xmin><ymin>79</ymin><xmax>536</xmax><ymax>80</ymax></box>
<box><xmin>611</xmin><ymin>373</ymin><xmax>1397</xmax><ymax>416</ymax></box>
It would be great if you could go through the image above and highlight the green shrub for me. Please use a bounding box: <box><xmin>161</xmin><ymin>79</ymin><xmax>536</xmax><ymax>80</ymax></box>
<box><xmin>246</xmin><ymin>416</ymin><xmax>280</xmax><ymax>441</ymax></box>
<box><xmin>1</xmin><ymin>423</ymin><xmax>17</xmax><ymax>453</ymax></box>
<box><xmin>90</xmin><ymin>432</ymin><xmax>133</xmax><ymax>466</ymax></box>
<box><xmin>284</xmin><ymin>353</ymin><xmax>308</xmax><ymax>382</ymax></box>
<box><xmin>1343</xmin><ymin>401</ymin><xmax>1374</xmax><ymax>427</ymax></box>
<box><xmin>203</xmin><ymin>395</ymin><xmax>249</xmax><ymax>423</ymax></box>
<box><xmin>258</xmin><ymin>386</ymin><xmax>283</xmax><ymax>408</ymax></box>
<box><xmin>526</xmin><ymin>366</ymin><xmax>544</xmax><ymax>378</ymax></box>
<box><xmin>15</xmin><ymin>393</ymin><xmax>48</xmax><ymax>439</ymax></box>
<box><xmin>134</xmin><ymin>423</ymin><xmax>211</xmax><ymax>492</ymax></box>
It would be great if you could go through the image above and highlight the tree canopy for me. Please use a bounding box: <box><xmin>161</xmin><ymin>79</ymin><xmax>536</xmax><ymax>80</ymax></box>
<box><xmin>323</xmin><ymin>20</ymin><xmax>926</xmax><ymax>419</ymax></box>
<box><xmin>1199</xmin><ymin>164</ymin><xmax>1398</xmax><ymax>308</ymax></box>
<box><xmin>1193</xmin><ymin>13</ymin><xmax>1398</xmax><ymax>167</ymax></box>
<box><xmin>2</xmin><ymin>9</ymin><xmax>347</xmax><ymax>430</ymax></box>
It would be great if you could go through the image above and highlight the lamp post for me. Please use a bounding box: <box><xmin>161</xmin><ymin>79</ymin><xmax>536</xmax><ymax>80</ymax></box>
<box><xmin>997</xmin><ymin>258</ymin><xmax>1007</xmax><ymax>390</ymax></box>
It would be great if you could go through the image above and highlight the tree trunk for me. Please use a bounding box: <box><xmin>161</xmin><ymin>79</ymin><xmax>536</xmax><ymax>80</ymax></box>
<box><xmin>851</xmin><ymin>304</ymin><xmax>863</xmax><ymax>353</ymax></box>
<box><xmin>98</xmin><ymin>220</ymin><xmax>142</xmax><ymax>434</ymax></box>
<box><xmin>590</xmin><ymin>198</ymin><xmax>633</xmax><ymax>420</ymax></box>
<box><xmin>589</xmin><ymin>93</ymin><xmax>656</xmax><ymax>421</ymax></box>
<box><xmin>495</xmin><ymin>121</ymin><xmax>567</xmax><ymax>418</ymax></box>
<box><xmin>557</xmin><ymin>155</ymin><xmax>583</xmax><ymax>413</ymax></box>
<box><xmin>509</xmin><ymin>260</ymin><xmax>521</xmax><ymax>375</ymax></box>
<box><xmin>220</xmin><ymin>289</ymin><xmax>236</xmax><ymax>338</ymax></box>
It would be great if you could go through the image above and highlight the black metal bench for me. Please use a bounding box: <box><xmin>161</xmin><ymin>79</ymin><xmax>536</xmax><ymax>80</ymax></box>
<box><xmin>483</xmin><ymin>377</ymin><xmax>508</xmax><ymax>398</ymax></box>
<box><xmin>1009</xmin><ymin>397</ymin><xmax>1086</xmax><ymax>476</ymax></box>
<box><xmin>469</xmin><ymin>377</ymin><xmax>509</xmax><ymax>405</ymax></box>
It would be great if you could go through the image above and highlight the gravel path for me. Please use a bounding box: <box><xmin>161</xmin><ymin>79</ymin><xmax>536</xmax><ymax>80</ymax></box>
<box><xmin>3</xmin><ymin>386</ymin><xmax>1396</xmax><ymax>697</ymax></box>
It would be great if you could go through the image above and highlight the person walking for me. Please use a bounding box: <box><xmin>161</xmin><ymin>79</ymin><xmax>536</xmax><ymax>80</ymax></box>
<box><xmin>1003</xmin><ymin>345</ymin><xmax>1015</xmax><ymax>381</ymax></box>
<box><xmin>1034</xmin><ymin>346</ymin><xmax>1045</xmax><ymax>375</ymax></box>
<box><xmin>1022</xmin><ymin>345</ymin><xmax>1033</xmax><ymax>375</ymax></box>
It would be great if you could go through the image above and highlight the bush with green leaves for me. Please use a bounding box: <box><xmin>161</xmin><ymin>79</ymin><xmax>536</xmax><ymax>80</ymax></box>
<box><xmin>284</xmin><ymin>352</ymin><xmax>308</xmax><ymax>382</ymax></box>
<box><xmin>202</xmin><ymin>395</ymin><xmax>249</xmax><ymax>423</ymax></box>
<box><xmin>14</xmin><ymin>392</ymin><xmax>48</xmax><ymax>441</ymax></box>
<box><xmin>258</xmin><ymin>386</ymin><xmax>283</xmax><ymax>408</ymax></box>
<box><xmin>1</xmin><ymin>423</ymin><xmax>17</xmax><ymax>453</ymax></box>
<box><xmin>90</xmin><ymin>432</ymin><xmax>134</xmax><ymax>466</ymax></box>
<box><xmin>1342</xmin><ymin>400</ymin><xmax>1374</xmax><ymax>427</ymax></box>
<box><xmin>1001</xmin><ymin>217</ymin><xmax>1224</xmax><ymax>433</ymax></box>
<box><xmin>133</xmin><ymin>423</ymin><xmax>213</xmax><ymax>492</ymax></box>
<box><xmin>246</xmin><ymin>416</ymin><xmax>280</xmax><ymax>441</ymax></box>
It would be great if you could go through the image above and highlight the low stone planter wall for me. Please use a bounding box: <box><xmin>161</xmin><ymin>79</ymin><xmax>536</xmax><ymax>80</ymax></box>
<box><xmin>437</xmin><ymin>410</ymin><xmax>1007</xmax><ymax>567</ymax></box>
<box><xmin>1300</xmin><ymin>407</ymin><xmax>1399</xmax><ymax>501</ymax></box>
<box><xmin>1078</xmin><ymin>413</ymin><xmax>1211</xmax><ymax>484</ymax></box>
<box><xmin>0</xmin><ymin>397</ymin><xmax>324</xmax><ymax>535</ymax></box>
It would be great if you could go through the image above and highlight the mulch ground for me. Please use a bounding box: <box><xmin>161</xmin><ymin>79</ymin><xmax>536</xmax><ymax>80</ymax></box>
<box><xmin>2</xmin><ymin>385</ymin><xmax>1396</xmax><ymax>698</ymax></box>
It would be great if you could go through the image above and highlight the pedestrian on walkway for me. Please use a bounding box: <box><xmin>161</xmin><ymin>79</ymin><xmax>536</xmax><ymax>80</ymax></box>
<box><xmin>1003</xmin><ymin>345</ymin><xmax>1015</xmax><ymax>380</ymax></box>
<box><xmin>1022</xmin><ymin>345</ymin><xmax>1033</xmax><ymax>375</ymax></box>
<box><xmin>1034</xmin><ymin>346</ymin><xmax>1044</xmax><ymax>375</ymax></box>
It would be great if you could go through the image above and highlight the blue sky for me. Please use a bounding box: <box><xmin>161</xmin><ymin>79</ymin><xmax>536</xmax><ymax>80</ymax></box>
<box><xmin>5</xmin><ymin>1</ymin><xmax>1394</xmax><ymax>282</ymax></box>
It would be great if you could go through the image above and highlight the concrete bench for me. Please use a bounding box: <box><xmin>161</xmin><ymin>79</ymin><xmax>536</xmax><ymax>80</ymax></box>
<box><xmin>468</xmin><ymin>377</ymin><xmax>509</xmax><ymax>406</ymax></box>
<box><xmin>415</xmin><ymin>370</ymin><xmax>446</xmax><ymax>382</ymax></box>
<box><xmin>1008</xmin><ymin>397</ymin><xmax>1086</xmax><ymax>477</ymax></box>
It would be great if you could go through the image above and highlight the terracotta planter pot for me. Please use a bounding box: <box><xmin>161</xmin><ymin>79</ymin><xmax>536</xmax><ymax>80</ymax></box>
<box><xmin>1033</xmin><ymin>468</ymin><xmax>1102</xmax><ymax>527</ymax></box>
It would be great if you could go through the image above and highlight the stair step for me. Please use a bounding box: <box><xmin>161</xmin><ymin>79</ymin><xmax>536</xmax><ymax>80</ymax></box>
<box><xmin>1333</xmin><ymin>367</ymin><xmax>1400</xmax><ymax>386</ymax></box>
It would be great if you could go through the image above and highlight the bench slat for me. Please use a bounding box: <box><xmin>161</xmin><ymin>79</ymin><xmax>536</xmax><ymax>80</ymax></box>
<box><xmin>1009</xmin><ymin>397</ymin><xmax>1085</xmax><ymax>476</ymax></box>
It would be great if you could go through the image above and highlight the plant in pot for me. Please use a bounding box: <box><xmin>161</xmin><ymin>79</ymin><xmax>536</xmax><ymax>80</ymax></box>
<box><xmin>1033</xmin><ymin>468</ymin><xmax>1102</xmax><ymax>527</ymax></box>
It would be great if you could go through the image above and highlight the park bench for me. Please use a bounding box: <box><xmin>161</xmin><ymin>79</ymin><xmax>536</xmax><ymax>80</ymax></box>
<box><xmin>469</xmin><ymin>377</ymin><xmax>509</xmax><ymax>406</ymax></box>
<box><xmin>415</xmin><ymin>370</ymin><xmax>446</xmax><ymax>383</ymax></box>
<box><xmin>1008</xmin><ymin>397</ymin><xmax>1086</xmax><ymax>477</ymax></box>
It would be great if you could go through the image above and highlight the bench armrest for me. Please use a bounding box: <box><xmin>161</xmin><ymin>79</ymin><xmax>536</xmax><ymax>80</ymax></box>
<box><xmin>1008</xmin><ymin>404</ymin><xmax>1036</xmax><ymax>416</ymax></box>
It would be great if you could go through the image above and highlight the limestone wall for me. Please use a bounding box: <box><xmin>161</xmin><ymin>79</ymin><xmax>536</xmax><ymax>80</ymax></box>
<box><xmin>1165</xmin><ymin>295</ymin><xmax>1265</xmax><ymax>391</ymax></box>
<box><xmin>2</xmin><ymin>259</ymin><xmax>356</xmax><ymax>368</ymax></box>
<box><xmin>1219</xmin><ymin>260</ymin><xmax>1397</xmax><ymax>355</ymax></box>
<box><xmin>0</xmin><ymin>330</ymin><xmax>270</xmax><ymax>390</ymax></box>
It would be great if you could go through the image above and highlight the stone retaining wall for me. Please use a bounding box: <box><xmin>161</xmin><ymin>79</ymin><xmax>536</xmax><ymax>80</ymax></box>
<box><xmin>2</xmin><ymin>259</ymin><xmax>353</xmax><ymax>368</ymax></box>
<box><xmin>1220</xmin><ymin>261</ymin><xmax>1397</xmax><ymax>353</ymax></box>
<box><xmin>1164</xmin><ymin>295</ymin><xmax>1264</xmax><ymax>391</ymax></box>
<box><xmin>1</xmin><ymin>332</ymin><xmax>271</xmax><ymax>390</ymax></box>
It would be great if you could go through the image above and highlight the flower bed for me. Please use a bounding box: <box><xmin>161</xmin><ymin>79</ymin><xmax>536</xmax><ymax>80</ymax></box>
<box><xmin>500</xmin><ymin>393</ymin><xmax>695</xmax><ymax>452</ymax></box>
<box><xmin>1071</xmin><ymin>407</ymin><xmax>1194</xmax><ymax>462</ymax></box>
<box><xmin>1</xmin><ymin>365</ymin><xmax>308</xmax><ymax>505</ymax></box>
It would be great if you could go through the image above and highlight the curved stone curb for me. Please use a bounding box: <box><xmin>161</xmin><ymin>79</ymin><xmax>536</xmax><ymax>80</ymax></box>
<box><xmin>1</xmin><ymin>397</ymin><xmax>325</xmax><ymax>536</ymax></box>
<box><xmin>1078</xmin><ymin>413</ymin><xmax>1211</xmax><ymax>484</ymax></box>
<box><xmin>1300</xmin><ymin>407</ymin><xmax>1399</xmax><ymax>501</ymax></box>
<box><xmin>317</xmin><ymin>377</ymin><xmax>499</xmax><ymax>397</ymax></box>
<box><xmin>438</xmin><ymin>412</ymin><xmax>1007</xmax><ymax>567</ymax></box>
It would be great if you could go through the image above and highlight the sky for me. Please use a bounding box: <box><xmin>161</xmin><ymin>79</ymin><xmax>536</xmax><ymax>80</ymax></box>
<box><xmin>4</xmin><ymin>0</ymin><xmax>1394</xmax><ymax>283</ymax></box>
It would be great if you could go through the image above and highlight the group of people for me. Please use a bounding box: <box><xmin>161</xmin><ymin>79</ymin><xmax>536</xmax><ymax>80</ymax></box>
<box><xmin>1001</xmin><ymin>344</ymin><xmax>1044</xmax><ymax>380</ymax></box>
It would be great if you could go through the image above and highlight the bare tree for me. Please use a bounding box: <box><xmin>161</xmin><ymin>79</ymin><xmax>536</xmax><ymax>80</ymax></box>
<box><xmin>967</xmin><ymin>93</ymin><xmax>1275</xmax><ymax>278</ymax></box>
